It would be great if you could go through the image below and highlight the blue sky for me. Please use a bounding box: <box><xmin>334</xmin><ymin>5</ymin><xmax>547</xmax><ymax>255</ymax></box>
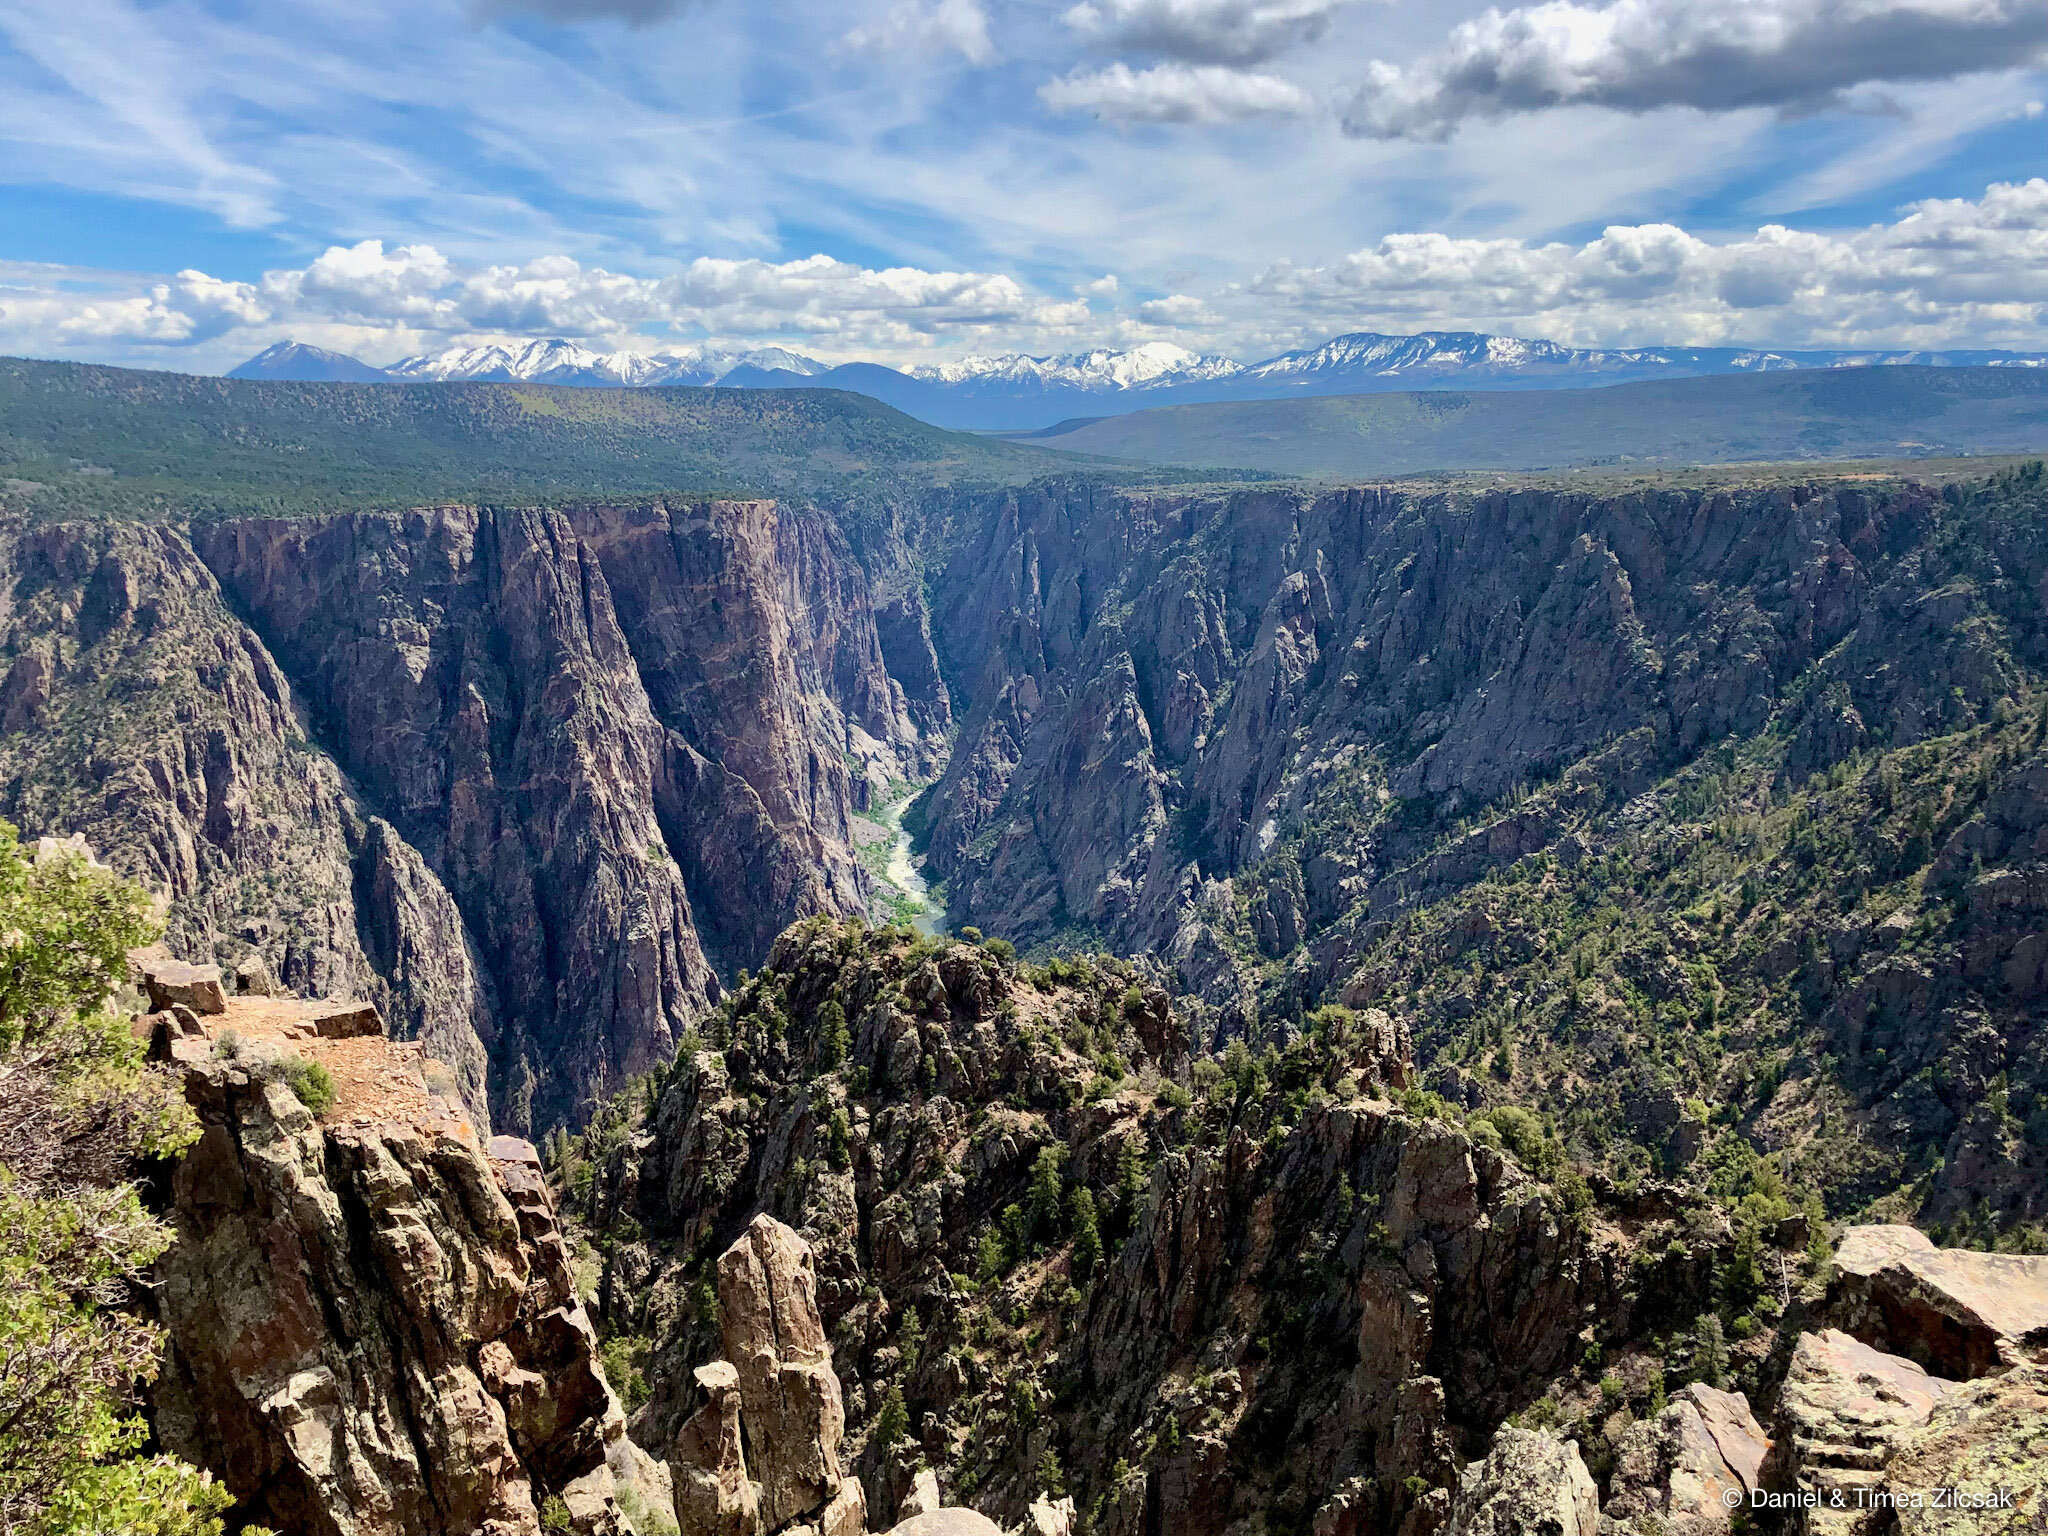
<box><xmin>0</xmin><ymin>0</ymin><xmax>2043</xmax><ymax>371</ymax></box>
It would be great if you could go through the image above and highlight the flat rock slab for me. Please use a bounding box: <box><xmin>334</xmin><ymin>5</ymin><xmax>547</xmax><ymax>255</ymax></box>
<box><xmin>886</xmin><ymin>1512</ymin><xmax>1006</xmax><ymax>1536</ymax></box>
<box><xmin>1835</xmin><ymin>1225</ymin><xmax>2048</xmax><ymax>1377</ymax></box>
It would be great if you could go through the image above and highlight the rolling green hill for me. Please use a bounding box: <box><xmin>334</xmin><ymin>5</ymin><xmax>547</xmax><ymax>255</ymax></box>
<box><xmin>1031</xmin><ymin>364</ymin><xmax>2048</xmax><ymax>477</ymax></box>
<box><xmin>0</xmin><ymin>355</ymin><xmax>1083</xmax><ymax>520</ymax></box>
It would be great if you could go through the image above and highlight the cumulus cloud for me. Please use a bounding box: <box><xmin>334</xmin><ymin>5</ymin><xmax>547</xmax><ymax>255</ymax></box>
<box><xmin>840</xmin><ymin>0</ymin><xmax>993</xmax><ymax>63</ymax></box>
<box><xmin>1344</xmin><ymin>0</ymin><xmax>2048</xmax><ymax>140</ymax></box>
<box><xmin>1041</xmin><ymin>61</ymin><xmax>1316</xmax><ymax>121</ymax></box>
<box><xmin>7</xmin><ymin>181</ymin><xmax>2048</xmax><ymax>367</ymax></box>
<box><xmin>1244</xmin><ymin>178</ymin><xmax>2048</xmax><ymax>347</ymax></box>
<box><xmin>0</xmin><ymin>243</ymin><xmax>1090</xmax><ymax>360</ymax></box>
<box><xmin>1137</xmin><ymin>292</ymin><xmax>1216</xmax><ymax>323</ymax></box>
<box><xmin>1061</xmin><ymin>0</ymin><xmax>1351</xmax><ymax>65</ymax></box>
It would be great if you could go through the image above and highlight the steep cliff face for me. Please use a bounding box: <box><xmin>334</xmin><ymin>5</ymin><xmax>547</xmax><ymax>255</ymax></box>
<box><xmin>0</xmin><ymin>496</ymin><xmax>947</xmax><ymax>1132</ymax></box>
<box><xmin>0</xmin><ymin>518</ymin><xmax>496</xmax><ymax>1115</ymax></box>
<box><xmin>920</xmin><ymin>479</ymin><xmax>2023</xmax><ymax>973</ymax></box>
<box><xmin>144</xmin><ymin>983</ymin><xmax>670</xmax><ymax>1536</ymax></box>
<box><xmin>193</xmin><ymin>506</ymin><xmax>722</xmax><ymax>1129</ymax></box>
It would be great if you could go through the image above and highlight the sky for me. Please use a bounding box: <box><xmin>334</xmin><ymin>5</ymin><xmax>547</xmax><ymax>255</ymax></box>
<box><xmin>0</xmin><ymin>0</ymin><xmax>2044</xmax><ymax>372</ymax></box>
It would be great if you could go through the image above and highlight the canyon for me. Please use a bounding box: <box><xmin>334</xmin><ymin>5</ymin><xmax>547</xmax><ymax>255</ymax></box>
<box><xmin>3</xmin><ymin>406</ymin><xmax>2047</xmax><ymax>1534</ymax></box>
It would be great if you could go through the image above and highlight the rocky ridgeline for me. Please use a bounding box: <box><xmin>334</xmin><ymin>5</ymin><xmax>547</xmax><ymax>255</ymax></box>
<box><xmin>1440</xmin><ymin>1223</ymin><xmax>2048</xmax><ymax>1536</ymax></box>
<box><xmin>579</xmin><ymin>921</ymin><xmax>1751</xmax><ymax>1536</ymax></box>
<box><xmin>132</xmin><ymin>953</ymin><xmax>671</xmax><ymax>1536</ymax></box>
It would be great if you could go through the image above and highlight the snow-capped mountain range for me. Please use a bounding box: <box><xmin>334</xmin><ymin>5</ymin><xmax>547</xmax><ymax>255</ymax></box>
<box><xmin>229</xmin><ymin>331</ymin><xmax>2048</xmax><ymax>432</ymax></box>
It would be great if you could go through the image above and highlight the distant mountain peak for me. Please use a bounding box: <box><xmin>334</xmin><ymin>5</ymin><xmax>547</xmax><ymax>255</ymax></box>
<box><xmin>227</xmin><ymin>341</ymin><xmax>391</xmax><ymax>384</ymax></box>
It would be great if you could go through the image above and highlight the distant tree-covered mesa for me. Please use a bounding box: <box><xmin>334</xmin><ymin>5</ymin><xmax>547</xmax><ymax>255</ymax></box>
<box><xmin>0</xmin><ymin>356</ymin><xmax>1077</xmax><ymax>521</ymax></box>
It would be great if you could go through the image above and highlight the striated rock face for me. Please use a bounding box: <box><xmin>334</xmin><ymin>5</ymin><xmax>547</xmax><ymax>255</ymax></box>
<box><xmin>1444</xmin><ymin>1428</ymin><xmax>1597</xmax><ymax>1536</ymax></box>
<box><xmin>1771</xmin><ymin>1328</ymin><xmax>1953</xmax><ymax>1531</ymax></box>
<box><xmin>1829</xmin><ymin>1224</ymin><xmax>2048</xmax><ymax>1379</ymax></box>
<box><xmin>1882</xmin><ymin>1365</ymin><xmax>2048</xmax><ymax>1535</ymax></box>
<box><xmin>0</xmin><ymin>499</ymin><xmax>946</xmax><ymax>1132</ymax></box>
<box><xmin>191</xmin><ymin>505</ymin><xmax>726</xmax><ymax>1130</ymax></box>
<box><xmin>0</xmin><ymin>519</ymin><xmax>497</xmax><ymax>1119</ymax></box>
<box><xmin>146</xmin><ymin>989</ymin><xmax>663</xmax><ymax>1536</ymax></box>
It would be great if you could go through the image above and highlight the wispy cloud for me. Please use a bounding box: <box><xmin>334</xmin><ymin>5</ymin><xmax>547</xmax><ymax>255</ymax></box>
<box><xmin>1041</xmin><ymin>60</ymin><xmax>1316</xmax><ymax>121</ymax></box>
<box><xmin>840</xmin><ymin>0</ymin><xmax>994</xmax><ymax>64</ymax></box>
<box><xmin>1060</xmin><ymin>0</ymin><xmax>1353</xmax><ymax>65</ymax></box>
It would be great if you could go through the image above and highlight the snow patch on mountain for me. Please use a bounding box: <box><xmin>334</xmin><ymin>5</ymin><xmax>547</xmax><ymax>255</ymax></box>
<box><xmin>908</xmin><ymin>341</ymin><xmax>1242</xmax><ymax>391</ymax></box>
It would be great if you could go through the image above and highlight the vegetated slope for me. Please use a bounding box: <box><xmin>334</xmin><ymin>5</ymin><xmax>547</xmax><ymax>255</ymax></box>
<box><xmin>566</xmin><ymin>918</ymin><xmax>1706</xmax><ymax>1536</ymax></box>
<box><xmin>0</xmin><ymin>355</ymin><xmax>1080</xmax><ymax>520</ymax></box>
<box><xmin>913</xmin><ymin>462</ymin><xmax>2048</xmax><ymax>1242</ymax></box>
<box><xmin>1028</xmin><ymin>366</ymin><xmax>2048</xmax><ymax>476</ymax></box>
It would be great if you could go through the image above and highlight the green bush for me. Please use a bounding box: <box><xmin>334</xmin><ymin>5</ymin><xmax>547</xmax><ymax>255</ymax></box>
<box><xmin>272</xmin><ymin>1057</ymin><xmax>336</xmax><ymax>1116</ymax></box>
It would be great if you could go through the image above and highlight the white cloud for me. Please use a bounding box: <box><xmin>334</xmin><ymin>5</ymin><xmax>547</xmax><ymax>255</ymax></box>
<box><xmin>1137</xmin><ymin>292</ymin><xmax>1215</xmax><ymax>323</ymax></box>
<box><xmin>1061</xmin><ymin>0</ymin><xmax>1352</xmax><ymax>65</ymax></box>
<box><xmin>6</xmin><ymin>182</ymin><xmax>2048</xmax><ymax>370</ymax></box>
<box><xmin>0</xmin><ymin>243</ymin><xmax>1092</xmax><ymax>361</ymax></box>
<box><xmin>840</xmin><ymin>0</ymin><xmax>993</xmax><ymax>63</ymax></box>
<box><xmin>1345</xmin><ymin>0</ymin><xmax>2048</xmax><ymax>140</ymax></box>
<box><xmin>1041</xmin><ymin>61</ymin><xmax>1317</xmax><ymax>122</ymax></box>
<box><xmin>1242</xmin><ymin>178</ymin><xmax>2048</xmax><ymax>347</ymax></box>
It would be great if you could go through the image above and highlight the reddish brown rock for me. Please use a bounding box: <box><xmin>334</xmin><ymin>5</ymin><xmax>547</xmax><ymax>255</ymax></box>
<box><xmin>1831</xmin><ymin>1225</ymin><xmax>2048</xmax><ymax>1378</ymax></box>
<box><xmin>151</xmin><ymin>1037</ymin><xmax>662</xmax><ymax>1536</ymax></box>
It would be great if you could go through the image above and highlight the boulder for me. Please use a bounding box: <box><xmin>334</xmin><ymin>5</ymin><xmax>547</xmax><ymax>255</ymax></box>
<box><xmin>308</xmin><ymin>1000</ymin><xmax>385</xmax><ymax>1039</ymax></box>
<box><xmin>1883</xmin><ymin>1364</ymin><xmax>2048</xmax><ymax>1535</ymax></box>
<box><xmin>1445</xmin><ymin>1428</ymin><xmax>1598</xmax><ymax>1536</ymax></box>
<box><xmin>1771</xmin><ymin>1329</ymin><xmax>1953</xmax><ymax>1535</ymax></box>
<box><xmin>233</xmin><ymin>956</ymin><xmax>275</xmax><ymax>996</ymax></box>
<box><xmin>1604</xmin><ymin>1384</ymin><xmax>1768</xmax><ymax>1533</ymax></box>
<box><xmin>143</xmin><ymin>958</ymin><xmax>227</xmax><ymax>1015</ymax></box>
<box><xmin>1831</xmin><ymin>1225</ymin><xmax>2048</xmax><ymax>1378</ymax></box>
<box><xmin>901</xmin><ymin>1470</ymin><xmax>941</xmax><ymax>1521</ymax></box>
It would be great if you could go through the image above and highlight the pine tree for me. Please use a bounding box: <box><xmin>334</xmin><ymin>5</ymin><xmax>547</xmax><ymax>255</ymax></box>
<box><xmin>875</xmin><ymin>1385</ymin><xmax>908</xmax><ymax>1450</ymax></box>
<box><xmin>1029</xmin><ymin>1145</ymin><xmax>1066</xmax><ymax>1240</ymax></box>
<box><xmin>1069</xmin><ymin>1186</ymin><xmax>1101</xmax><ymax>1279</ymax></box>
<box><xmin>818</xmin><ymin>1000</ymin><xmax>850</xmax><ymax>1071</ymax></box>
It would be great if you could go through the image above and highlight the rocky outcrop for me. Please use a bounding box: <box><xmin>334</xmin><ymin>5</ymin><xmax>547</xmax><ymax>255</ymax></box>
<box><xmin>1765</xmin><ymin>1224</ymin><xmax>2048</xmax><ymax>1535</ymax></box>
<box><xmin>1602</xmin><ymin>1384</ymin><xmax>1768</xmax><ymax>1535</ymax></box>
<box><xmin>668</xmin><ymin>1215</ymin><xmax>866</xmax><ymax>1536</ymax></box>
<box><xmin>1444</xmin><ymin>1428</ymin><xmax>1597</xmax><ymax>1536</ymax></box>
<box><xmin>1772</xmin><ymin>1329</ymin><xmax>1953</xmax><ymax>1531</ymax></box>
<box><xmin>146</xmin><ymin>987</ymin><xmax>668</xmax><ymax>1536</ymax></box>
<box><xmin>1881</xmin><ymin>1365</ymin><xmax>2047</xmax><ymax>1535</ymax></box>
<box><xmin>1829</xmin><ymin>1224</ymin><xmax>2048</xmax><ymax>1378</ymax></box>
<box><xmin>590</xmin><ymin>922</ymin><xmax>1679</xmax><ymax>1536</ymax></box>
